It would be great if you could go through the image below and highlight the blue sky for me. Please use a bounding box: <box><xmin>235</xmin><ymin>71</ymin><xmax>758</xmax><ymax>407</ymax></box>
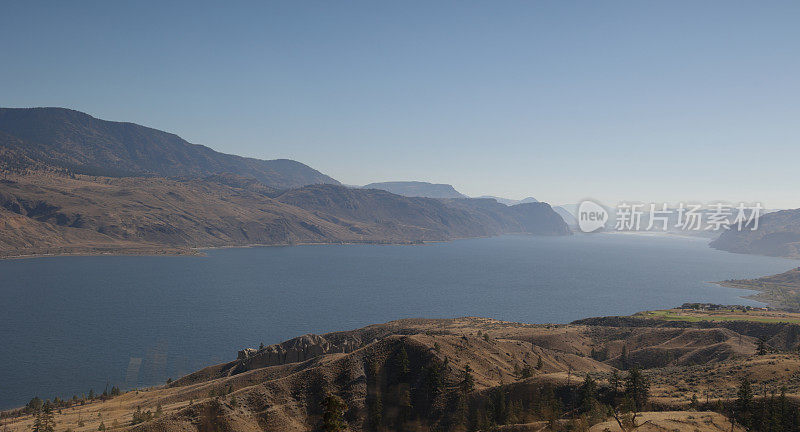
<box><xmin>2</xmin><ymin>1</ymin><xmax>799</xmax><ymax>207</ymax></box>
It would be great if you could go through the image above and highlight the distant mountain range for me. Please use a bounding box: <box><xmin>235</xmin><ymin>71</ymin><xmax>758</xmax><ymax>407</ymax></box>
<box><xmin>552</xmin><ymin>206</ymin><xmax>578</xmax><ymax>226</ymax></box>
<box><xmin>0</xmin><ymin>108</ymin><xmax>571</xmax><ymax>257</ymax></box>
<box><xmin>360</xmin><ymin>182</ymin><xmax>584</xmax><ymax>227</ymax></box>
<box><xmin>476</xmin><ymin>196</ymin><xmax>538</xmax><ymax>206</ymax></box>
<box><xmin>554</xmin><ymin>202</ymin><xmax>796</xmax><ymax>247</ymax></box>
<box><xmin>362</xmin><ymin>181</ymin><xmax>467</xmax><ymax>199</ymax></box>
<box><xmin>0</xmin><ymin>108</ymin><xmax>338</xmax><ymax>189</ymax></box>
<box><xmin>361</xmin><ymin>182</ymin><xmax>542</xmax><ymax>206</ymax></box>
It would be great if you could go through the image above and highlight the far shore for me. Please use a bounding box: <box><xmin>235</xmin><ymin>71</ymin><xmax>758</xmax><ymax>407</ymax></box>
<box><xmin>1</xmin><ymin>232</ymin><xmax>575</xmax><ymax>261</ymax></box>
<box><xmin>0</xmin><ymin>238</ymin><xmax>440</xmax><ymax>261</ymax></box>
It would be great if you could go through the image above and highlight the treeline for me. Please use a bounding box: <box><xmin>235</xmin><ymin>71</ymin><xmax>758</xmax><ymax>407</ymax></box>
<box><xmin>27</xmin><ymin>387</ymin><xmax>122</xmax><ymax>412</ymax></box>
<box><xmin>465</xmin><ymin>367</ymin><xmax>650</xmax><ymax>432</ymax></box>
<box><xmin>0</xmin><ymin>385</ymin><xmax>123</xmax><ymax>423</ymax></box>
<box><xmin>3</xmin><ymin>386</ymin><xmax>166</xmax><ymax>431</ymax></box>
<box><xmin>724</xmin><ymin>378</ymin><xmax>800</xmax><ymax>432</ymax></box>
<box><xmin>343</xmin><ymin>340</ymin><xmax>800</xmax><ymax>432</ymax></box>
<box><xmin>327</xmin><ymin>341</ymin><xmax>653</xmax><ymax>432</ymax></box>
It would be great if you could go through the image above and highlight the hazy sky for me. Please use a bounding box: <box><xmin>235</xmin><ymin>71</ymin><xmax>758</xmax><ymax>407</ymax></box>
<box><xmin>2</xmin><ymin>1</ymin><xmax>799</xmax><ymax>208</ymax></box>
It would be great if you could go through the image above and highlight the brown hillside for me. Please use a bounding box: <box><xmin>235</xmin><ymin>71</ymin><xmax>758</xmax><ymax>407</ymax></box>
<box><xmin>6</xmin><ymin>316</ymin><xmax>798</xmax><ymax>432</ymax></box>
<box><xmin>0</xmin><ymin>172</ymin><xmax>570</xmax><ymax>258</ymax></box>
<box><xmin>0</xmin><ymin>107</ymin><xmax>339</xmax><ymax>189</ymax></box>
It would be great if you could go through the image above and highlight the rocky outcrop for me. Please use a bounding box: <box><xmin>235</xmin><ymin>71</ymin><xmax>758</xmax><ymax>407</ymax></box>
<box><xmin>233</xmin><ymin>333</ymin><xmax>369</xmax><ymax>374</ymax></box>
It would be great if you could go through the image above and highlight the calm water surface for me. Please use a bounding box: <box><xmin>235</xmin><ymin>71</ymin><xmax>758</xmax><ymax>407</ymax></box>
<box><xmin>0</xmin><ymin>234</ymin><xmax>796</xmax><ymax>408</ymax></box>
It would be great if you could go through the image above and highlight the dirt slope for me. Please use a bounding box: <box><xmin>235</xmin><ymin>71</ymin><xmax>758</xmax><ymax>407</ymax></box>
<box><xmin>6</xmin><ymin>316</ymin><xmax>797</xmax><ymax>432</ymax></box>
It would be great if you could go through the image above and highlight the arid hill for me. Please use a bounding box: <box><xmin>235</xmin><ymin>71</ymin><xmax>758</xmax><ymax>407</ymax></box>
<box><xmin>5</xmin><ymin>313</ymin><xmax>800</xmax><ymax>432</ymax></box>
<box><xmin>0</xmin><ymin>107</ymin><xmax>338</xmax><ymax>189</ymax></box>
<box><xmin>0</xmin><ymin>108</ymin><xmax>571</xmax><ymax>258</ymax></box>
<box><xmin>0</xmin><ymin>172</ymin><xmax>570</xmax><ymax>258</ymax></box>
<box><xmin>710</xmin><ymin>208</ymin><xmax>800</xmax><ymax>258</ymax></box>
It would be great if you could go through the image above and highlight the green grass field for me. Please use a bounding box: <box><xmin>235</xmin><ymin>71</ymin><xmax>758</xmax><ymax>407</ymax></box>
<box><xmin>638</xmin><ymin>309</ymin><xmax>800</xmax><ymax>324</ymax></box>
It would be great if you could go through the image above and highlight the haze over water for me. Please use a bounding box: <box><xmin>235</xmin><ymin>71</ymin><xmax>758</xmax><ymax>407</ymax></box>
<box><xmin>0</xmin><ymin>234</ymin><xmax>795</xmax><ymax>408</ymax></box>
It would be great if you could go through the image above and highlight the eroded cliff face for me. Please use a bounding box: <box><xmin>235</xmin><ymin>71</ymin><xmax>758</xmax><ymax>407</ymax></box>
<box><xmin>235</xmin><ymin>333</ymin><xmax>370</xmax><ymax>370</ymax></box>
<box><xmin>169</xmin><ymin>325</ymin><xmax>399</xmax><ymax>387</ymax></box>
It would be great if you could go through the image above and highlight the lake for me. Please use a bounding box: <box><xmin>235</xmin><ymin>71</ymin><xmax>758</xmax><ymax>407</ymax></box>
<box><xmin>0</xmin><ymin>233</ymin><xmax>795</xmax><ymax>409</ymax></box>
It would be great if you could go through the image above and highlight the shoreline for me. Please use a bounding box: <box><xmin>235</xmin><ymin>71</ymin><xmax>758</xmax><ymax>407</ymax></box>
<box><xmin>0</xmin><ymin>232</ymin><xmax>563</xmax><ymax>261</ymax></box>
<box><xmin>0</xmin><ymin>248</ymin><xmax>202</xmax><ymax>261</ymax></box>
<box><xmin>0</xmin><ymin>239</ymin><xmax>440</xmax><ymax>261</ymax></box>
<box><xmin>711</xmin><ymin>280</ymin><xmax>772</xmax><ymax>308</ymax></box>
<box><xmin>714</xmin><ymin>279</ymin><xmax>800</xmax><ymax>312</ymax></box>
<box><xmin>0</xmin><ymin>240</ymin><xmax>433</xmax><ymax>261</ymax></box>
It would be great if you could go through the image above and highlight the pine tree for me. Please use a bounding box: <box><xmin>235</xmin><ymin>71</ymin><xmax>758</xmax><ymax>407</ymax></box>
<box><xmin>736</xmin><ymin>377</ymin><xmax>753</xmax><ymax>428</ymax></box>
<box><xmin>367</xmin><ymin>392</ymin><xmax>382</xmax><ymax>431</ymax></box>
<box><xmin>579</xmin><ymin>374</ymin><xmax>598</xmax><ymax>412</ymax></box>
<box><xmin>767</xmin><ymin>389</ymin><xmax>780</xmax><ymax>432</ymax></box>
<box><xmin>609</xmin><ymin>370</ymin><xmax>621</xmax><ymax>394</ymax></box>
<box><xmin>32</xmin><ymin>402</ymin><xmax>55</xmax><ymax>432</ymax></box>
<box><xmin>131</xmin><ymin>405</ymin><xmax>154</xmax><ymax>425</ymax></box>
<box><xmin>322</xmin><ymin>395</ymin><xmax>348</xmax><ymax>432</ymax></box>
<box><xmin>690</xmin><ymin>393</ymin><xmax>700</xmax><ymax>410</ymax></box>
<box><xmin>424</xmin><ymin>360</ymin><xmax>444</xmax><ymax>411</ymax></box>
<box><xmin>396</xmin><ymin>387</ymin><xmax>413</xmax><ymax>427</ymax></box>
<box><xmin>539</xmin><ymin>385</ymin><xmax>562</xmax><ymax>429</ymax></box>
<box><xmin>365</xmin><ymin>358</ymin><xmax>383</xmax><ymax>430</ymax></box>
<box><xmin>487</xmin><ymin>387</ymin><xmax>507</xmax><ymax>425</ymax></box>
<box><xmin>396</xmin><ymin>346</ymin><xmax>410</xmax><ymax>383</ymax></box>
<box><xmin>624</xmin><ymin>366</ymin><xmax>649</xmax><ymax>412</ymax></box>
<box><xmin>621</xmin><ymin>345</ymin><xmax>629</xmax><ymax>370</ymax></box>
<box><xmin>460</xmin><ymin>364</ymin><xmax>475</xmax><ymax>395</ymax></box>
<box><xmin>132</xmin><ymin>406</ymin><xmax>143</xmax><ymax>425</ymax></box>
<box><xmin>32</xmin><ymin>412</ymin><xmax>43</xmax><ymax>432</ymax></box>
<box><xmin>26</xmin><ymin>397</ymin><xmax>43</xmax><ymax>414</ymax></box>
<box><xmin>41</xmin><ymin>404</ymin><xmax>55</xmax><ymax>432</ymax></box>
<box><xmin>536</xmin><ymin>355</ymin><xmax>543</xmax><ymax>370</ymax></box>
<box><xmin>757</xmin><ymin>338</ymin><xmax>767</xmax><ymax>355</ymax></box>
